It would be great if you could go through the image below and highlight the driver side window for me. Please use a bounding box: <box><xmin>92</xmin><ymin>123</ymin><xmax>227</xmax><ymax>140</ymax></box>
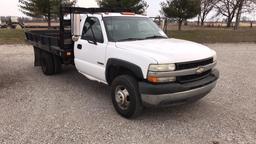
<box><xmin>81</xmin><ymin>17</ymin><xmax>104</xmax><ymax>43</ymax></box>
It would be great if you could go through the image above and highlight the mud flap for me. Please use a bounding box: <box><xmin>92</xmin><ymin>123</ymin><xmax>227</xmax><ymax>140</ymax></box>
<box><xmin>34</xmin><ymin>47</ymin><xmax>41</xmax><ymax>67</ymax></box>
<box><xmin>53</xmin><ymin>55</ymin><xmax>62</xmax><ymax>74</ymax></box>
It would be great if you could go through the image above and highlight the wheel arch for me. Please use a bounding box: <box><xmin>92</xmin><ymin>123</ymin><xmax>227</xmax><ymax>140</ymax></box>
<box><xmin>105</xmin><ymin>58</ymin><xmax>144</xmax><ymax>85</ymax></box>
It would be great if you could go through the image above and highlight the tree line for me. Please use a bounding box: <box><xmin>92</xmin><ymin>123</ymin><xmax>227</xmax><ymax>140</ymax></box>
<box><xmin>161</xmin><ymin>0</ymin><xmax>256</xmax><ymax>30</ymax></box>
<box><xmin>19</xmin><ymin>0</ymin><xmax>256</xmax><ymax>30</ymax></box>
<box><xmin>19</xmin><ymin>0</ymin><xmax>75</xmax><ymax>27</ymax></box>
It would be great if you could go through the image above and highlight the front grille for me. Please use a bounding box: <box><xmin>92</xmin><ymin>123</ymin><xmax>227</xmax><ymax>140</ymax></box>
<box><xmin>177</xmin><ymin>70</ymin><xmax>211</xmax><ymax>83</ymax></box>
<box><xmin>176</xmin><ymin>57</ymin><xmax>213</xmax><ymax>70</ymax></box>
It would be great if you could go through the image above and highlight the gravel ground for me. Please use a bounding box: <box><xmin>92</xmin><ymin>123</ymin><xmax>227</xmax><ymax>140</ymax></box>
<box><xmin>0</xmin><ymin>44</ymin><xmax>255</xmax><ymax>144</ymax></box>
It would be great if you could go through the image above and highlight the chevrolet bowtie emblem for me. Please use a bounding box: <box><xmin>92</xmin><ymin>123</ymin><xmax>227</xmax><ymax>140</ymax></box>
<box><xmin>196</xmin><ymin>67</ymin><xmax>205</xmax><ymax>74</ymax></box>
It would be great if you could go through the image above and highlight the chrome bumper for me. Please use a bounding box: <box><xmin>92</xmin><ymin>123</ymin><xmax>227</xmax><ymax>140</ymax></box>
<box><xmin>139</xmin><ymin>69</ymin><xmax>219</xmax><ymax>107</ymax></box>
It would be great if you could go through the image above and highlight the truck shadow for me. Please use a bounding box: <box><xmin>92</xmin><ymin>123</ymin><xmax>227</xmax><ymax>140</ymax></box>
<box><xmin>140</xmin><ymin>101</ymin><xmax>211</xmax><ymax>120</ymax></box>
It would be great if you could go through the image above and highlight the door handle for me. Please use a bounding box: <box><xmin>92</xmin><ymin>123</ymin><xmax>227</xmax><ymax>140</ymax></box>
<box><xmin>77</xmin><ymin>44</ymin><xmax>82</xmax><ymax>49</ymax></box>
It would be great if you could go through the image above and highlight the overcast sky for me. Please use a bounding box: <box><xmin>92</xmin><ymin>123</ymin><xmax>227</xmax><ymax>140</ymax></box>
<box><xmin>0</xmin><ymin>0</ymin><xmax>165</xmax><ymax>17</ymax></box>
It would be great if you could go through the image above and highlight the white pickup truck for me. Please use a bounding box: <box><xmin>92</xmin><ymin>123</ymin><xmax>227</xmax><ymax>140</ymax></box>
<box><xmin>25</xmin><ymin>7</ymin><xmax>219</xmax><ymax>118</ymax></box>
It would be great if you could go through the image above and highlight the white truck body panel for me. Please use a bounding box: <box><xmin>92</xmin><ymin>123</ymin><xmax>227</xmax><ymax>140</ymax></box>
<box><xmin>106</xmin><ymin>42</ymin><xmax>157</xmax><ymax>79</ymax></box>
<box><xmin>74</xmin><ymin>15</ymin><xmax>108</xmax><ymax>82</ymax></box>
<box><xmin>74</xmin><ymin>13</ymin><xmax>217</xmax><ymax>84</ymax></box>
<box><xmin>115</xmin><ymin>38</ymin><xmax>216</xmax><ymax>64</ymax></box>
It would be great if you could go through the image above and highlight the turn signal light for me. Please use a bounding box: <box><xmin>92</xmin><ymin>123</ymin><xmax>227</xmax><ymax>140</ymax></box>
<box><xmin>121</xmin><ymin>12</ymin><xmax>135</xmax><ymax>15</ymax></box>
<box><xmin>147</xmin><ymin>76</ymin><xmax>158</xmax><ymax>83</ymax></box>
<box><xmin>147</xmin><ymin>76</ymin><xmax>176</xmax><ymax>83</ymax></box>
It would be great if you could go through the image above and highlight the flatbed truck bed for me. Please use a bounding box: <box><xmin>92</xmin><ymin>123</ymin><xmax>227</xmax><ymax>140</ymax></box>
<box><xmin>25</xmin><ymin>30</ymin><xmax>74</xmax><ymax>65</ymax></box>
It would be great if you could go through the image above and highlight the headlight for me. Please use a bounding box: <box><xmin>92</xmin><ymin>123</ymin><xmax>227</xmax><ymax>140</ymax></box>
<box><xmin>147</xmin><ymin>64</ymin><xmax>176</xmax><ymax>83</ymax></box>
<box><xmin>149</xmin><ymin>64</ymin><xmax>176</xmax><ymax>72</ymax></box>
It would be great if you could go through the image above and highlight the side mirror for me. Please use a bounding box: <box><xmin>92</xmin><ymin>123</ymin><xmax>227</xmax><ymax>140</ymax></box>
<box><xmin>71</xmin><ymin>13</ymin><xmax>81</xmax><ymax>41</ymax></box>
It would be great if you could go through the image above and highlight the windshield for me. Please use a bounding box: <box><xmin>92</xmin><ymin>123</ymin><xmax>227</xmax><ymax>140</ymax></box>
<box><xmin>103</xmin><ymin>16</ymin><xmax>168</xmax><ymax>42</ymax></box>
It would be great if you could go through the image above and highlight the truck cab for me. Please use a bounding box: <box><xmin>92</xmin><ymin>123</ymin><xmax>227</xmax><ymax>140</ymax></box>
<box><xmin>25</xmin><ymin>7</ymin><xmax>219</xmax><ymax>118</ymax></box>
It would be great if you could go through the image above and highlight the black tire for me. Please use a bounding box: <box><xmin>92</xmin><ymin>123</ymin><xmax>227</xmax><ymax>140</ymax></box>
<box><xmin>40</xmin><ymin>52</ymin><xmax>55</xmax><ymax>75</ymax></box>
<box><xmin>53</xmin><ymin>55</ymin><xmax>62</xmax><ymax>74</ymax></box>
<box><xmin>111</xmin><ymin>75</ymin><xmax>143</xmax><ymax>118</ymax></box>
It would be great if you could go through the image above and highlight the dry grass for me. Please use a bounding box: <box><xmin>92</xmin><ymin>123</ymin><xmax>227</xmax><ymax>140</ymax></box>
<box><xmin>0</xmin><ymin>29</ymin><xmax>25</xmax><ymax>44</ymax></box>
<box><xmin>0</xmin><ymin>27</ymin><xmax>256</xmax><ymax>44</ymax></box>
<box><xmin>167</xmin><ymin>27</ymin><xmax>256</xmax><ymax>43</ymax></box>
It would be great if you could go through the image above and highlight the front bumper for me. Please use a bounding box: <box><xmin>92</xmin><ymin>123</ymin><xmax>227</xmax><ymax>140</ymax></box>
<box><xmin>139</xmin><ymin>69</ymin><xmax>219</xmax><ymax>107</ymax></box>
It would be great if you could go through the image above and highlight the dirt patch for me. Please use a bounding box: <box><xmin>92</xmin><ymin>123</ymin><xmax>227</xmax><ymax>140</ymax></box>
<box><xmin>0</xmin><ymin>73</ymin><xmax>24</xmax><ymax>90</ymax></box>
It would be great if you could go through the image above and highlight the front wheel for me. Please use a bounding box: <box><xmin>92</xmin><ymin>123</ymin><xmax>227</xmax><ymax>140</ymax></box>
<box><xmin>111</xmin><ymin>75</ymin><xmax>143</xmax><ymax>118</ymax></box>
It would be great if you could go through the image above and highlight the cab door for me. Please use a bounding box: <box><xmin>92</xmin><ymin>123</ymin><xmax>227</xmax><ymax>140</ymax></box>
<box><xmin>74</xmin><ymin>16</ymin><xmax>107</xmax><ymax>82</ymax></box>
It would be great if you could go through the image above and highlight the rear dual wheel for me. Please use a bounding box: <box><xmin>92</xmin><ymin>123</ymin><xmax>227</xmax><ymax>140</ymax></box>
<box><xmin>40</xmin><ymin>51</ymin><xmax>62</xmax><ymax>75</ymax></box>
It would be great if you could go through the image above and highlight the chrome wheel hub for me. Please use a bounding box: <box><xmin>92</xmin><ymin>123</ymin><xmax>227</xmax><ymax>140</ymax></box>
<box><xmin>115</xmin><ymin>86</ymin><xmax>130</xmax><ymax>110</ymax></box>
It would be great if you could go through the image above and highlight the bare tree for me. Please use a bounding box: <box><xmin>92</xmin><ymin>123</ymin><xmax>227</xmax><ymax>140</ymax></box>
<box><xmin>234</xmin><ymin>0</ymin><xmax>245</xmax><ymax>29</ymax></box>
<box><xmin>214</xmin><ymin>0</ymin><xmax>240</xmax><ymax>27</ymax></box>
<box><xmin>234</xmin><ymin>0</ymin><xmax>256</xmax><ymax>29</ymax></box>
<box><xmin>199</xmin><ymin>0</ymin><xmax>218</xmax><ymax>26</ymax></box>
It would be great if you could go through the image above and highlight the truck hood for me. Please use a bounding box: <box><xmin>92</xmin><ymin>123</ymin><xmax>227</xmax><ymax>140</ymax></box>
<box><xmin>115</xmin><ymin>38</ymin><xmax>216</xmax><ymax>63</ymax></box>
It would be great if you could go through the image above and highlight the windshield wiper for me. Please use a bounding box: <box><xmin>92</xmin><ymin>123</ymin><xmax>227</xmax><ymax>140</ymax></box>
<box><xmin>144</xmin><ymin>35</ymin><xmax>167</xmax><ymax>40</ymax></box>
<box><xmin>117</xmin><ymin>38</ymin><xmax>144</xmax><ymax>42</ymax></box>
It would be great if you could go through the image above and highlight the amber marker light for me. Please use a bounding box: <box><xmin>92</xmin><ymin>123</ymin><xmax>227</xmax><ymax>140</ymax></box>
<box><xmin>121</xmin><ymin>12</ymin><xmax>135</xmax><ymax>15</ymax></box>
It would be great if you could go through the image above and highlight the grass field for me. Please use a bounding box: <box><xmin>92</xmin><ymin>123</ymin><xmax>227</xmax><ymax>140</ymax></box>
<box><xmin>0</xmin><ymin>28</ymin><xmax>256</xmax><ymax>44</ymax></box>
<box><xmin>0</xmin><ymin>29</ymin><xmax>25</xmax><ymax>45</ymax></box>
<box><xmin>169</xmin><ymin>28</ymin><xmax>256</xmax><ymax>43</ymax></box>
